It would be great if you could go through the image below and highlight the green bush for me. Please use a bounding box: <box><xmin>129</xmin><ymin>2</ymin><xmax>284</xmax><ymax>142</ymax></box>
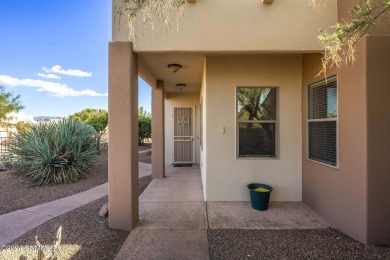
<box><xmin>9</xmin><ymin>120</ymin><xmax>98</xmax><ymax>186</ymax></box>
<box><xmin>138</xmin><ymin>106</ymin><xmax>151</xmax><ymax>144</ymax></box>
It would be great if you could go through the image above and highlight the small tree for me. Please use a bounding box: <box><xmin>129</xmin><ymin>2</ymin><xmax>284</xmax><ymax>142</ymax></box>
<box><xmin>0</xmin><ymin>85</ymin><xmax>24</xmax><ymax>124</ymax></box>
<box><xmin>70</xmin><ymin>109</ymin><xmax>108</xmax><ymax>151</ymax></box>
<box><xmin>138</xmin><ymin>106</ymin><xmax>151</xmax><ymax>145</ymax></box>
<box><xmin>313</xmin><ymin>0</ymin><xmax>390</xmax><ymax>75</ymax></box>
<box><xmin>115</xmin><ymin>0</ymin><xmax>186</xmax><ymax>42</ymax></box>
<box><xmin>15</xmin><ymin>121</ymin><xmax>31</xmax><ymax>133</ymax></box>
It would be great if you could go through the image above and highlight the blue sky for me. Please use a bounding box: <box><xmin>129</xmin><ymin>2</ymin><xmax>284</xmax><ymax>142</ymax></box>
<box><xmin>0</xmin><ymin>0</ymin><xmax>151</xmax><ymax>117</ymax></box>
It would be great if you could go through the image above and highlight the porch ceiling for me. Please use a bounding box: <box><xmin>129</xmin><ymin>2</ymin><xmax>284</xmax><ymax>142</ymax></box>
<box><xmin>139</xmin><ymin>53</ymin><xmax>205</xmax><ymax>93</ymax></box>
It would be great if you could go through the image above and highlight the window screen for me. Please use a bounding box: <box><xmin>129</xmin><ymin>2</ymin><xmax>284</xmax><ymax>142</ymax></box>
<box><xmin>237</xmin><ymin>87</ymin><xmax>276</xmax><ymax>157</ymax></box>
<box><xmin>308</xmin><ymin>76</ymin><xmax>337</xmax><ymax>166</ymax></box>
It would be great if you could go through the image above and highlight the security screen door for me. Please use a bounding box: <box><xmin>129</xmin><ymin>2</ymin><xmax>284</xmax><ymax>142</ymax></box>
<box><xmin>173</xmin><ymin>106</ymin><xmax>195</xmax><ymax>164</ymax></box>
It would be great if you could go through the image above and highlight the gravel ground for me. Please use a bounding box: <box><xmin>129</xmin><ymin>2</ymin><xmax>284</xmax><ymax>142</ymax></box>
<box><xmin>138</xmin><ymin>143</ymin><xmax>151</xmax><ymax>152</ymax></box>
<box><xmin>0</xmin><ymin>150</ymin><xmax>108</xmax><ymax>215</ymax></box>
<box><xmin>138</xmin><ymin>149</ymin><xmax>151</xmax><ymax>164</ymax></box>
<box><xmin>138</xmin><ymin>143</ymin><xmax>151</xmax><ymax>164</ymax></box>
<box><xmin>1</xmin><ymin>175</ymin><xmax>152</xmax><ymax>260</ymax></box>
<box><xmin>0</xmin><ymin>146</ymin><xmax>151</xmax><ymax>215</ymax></box>
<box><xmin>208</xmin><ymin>228</ymin><xmax>390</xmax><ymax>260</ymax></box>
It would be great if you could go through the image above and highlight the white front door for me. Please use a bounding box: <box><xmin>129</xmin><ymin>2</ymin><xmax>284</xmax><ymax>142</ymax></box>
<box><xmin>172</xmin><ymin>105</ymin><xmax>195</xmax><ymax>164</ymax></box>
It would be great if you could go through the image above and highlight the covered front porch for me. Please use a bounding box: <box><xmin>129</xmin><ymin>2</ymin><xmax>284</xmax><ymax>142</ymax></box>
<box><xmin>114</xmin><ymin>164</ymin><xmax>330</xmax><ymax>259</ymax></box>
<box><xmin>108</xmin><ymin>41</ymin><xmax>309</xmax><ymax>230</ymax></box>
<box><xmin>108</xmin><ymin>41</ymin><xmax>204</xmax><ymax>229</ymax></box>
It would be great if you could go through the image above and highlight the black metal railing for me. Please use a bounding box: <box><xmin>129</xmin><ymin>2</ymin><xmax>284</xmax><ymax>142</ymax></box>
<box><xmin>0</xmin><ymin>137</ymin><xmax>9</xmax><ymax>153</ymax></box>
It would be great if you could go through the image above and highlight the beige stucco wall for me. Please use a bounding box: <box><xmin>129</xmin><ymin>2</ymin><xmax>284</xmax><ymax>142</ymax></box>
<box><xmin>108</xmin><ymin>42</ymin><xmax>139</xmax><ymax>230</ymax></box>
<box><xmin>165</xmin><ymin>92</ymin><xmax>200</xmax><ymax>165</ymax></box>
<box><xmin>301</xmin><ymin>0</ymin><xmax>390</xmax><ymax>245</ymax></box>
<box><xmin>301</xmin><ymin>50</ymin><xmax>368</xmax><ymax>243</ymax></box>
<box><xmin>204</xmin><ymin>55</ymin><xmax>303</xmax><ymax>201</ymax></box>
<box><xmin>112</xmin><ymin>0</ymin><xmax>337</xmax><ymax>52</ymax></box>
<box><xmin>138</xmin><ymin>57</ymin><xmax>157</xmax><ymax>89</ymax></box>
<box><xmin>302</xmin><ymin>35</ymin><xmax>390</xmax><ymax>245</ymax></box>
<box><xmin>200</xmin><ymin>59</ymin><xmax>207</xmax><ymax>199</ymax></box>
<box><xmin>365</xmin><ymin>35</ymin><xmax>390</xmax><ymax>245</ymax></box>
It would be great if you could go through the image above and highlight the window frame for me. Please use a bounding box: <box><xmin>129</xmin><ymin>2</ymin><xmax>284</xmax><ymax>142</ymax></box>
<box><xmin>236</xmin><ymin>86</ymin><xmax>278</xmax><ymax>159</ymax></box>
<box><xmin>307</xmin><ymin>75</ymin><xmax>339</xmax><ymax>169</ymax></box>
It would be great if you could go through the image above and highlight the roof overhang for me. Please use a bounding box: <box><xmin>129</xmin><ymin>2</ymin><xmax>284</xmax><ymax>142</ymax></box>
<box><xmin>138</xmin><ymin>53</ymin><xmax>205</xmax><ymax>94</ymax></box>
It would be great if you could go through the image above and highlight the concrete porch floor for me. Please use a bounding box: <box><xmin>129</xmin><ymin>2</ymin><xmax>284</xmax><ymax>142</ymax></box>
<box><xmin>115</xmin><ymin>165</ymin><xmax>330</xmax><ymax>260</ymax></box>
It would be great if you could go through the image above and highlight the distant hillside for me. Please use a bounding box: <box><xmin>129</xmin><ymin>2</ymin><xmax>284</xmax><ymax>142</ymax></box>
<box><xmin>34</xmin><ymin>116</ymin><xmax>64</xmax><ymax>121</ymax></box>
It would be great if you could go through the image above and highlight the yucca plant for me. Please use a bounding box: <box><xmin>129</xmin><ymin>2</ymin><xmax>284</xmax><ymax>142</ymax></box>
<box><xmin>36</xmin><ymin>226</ymin><xmax>62</xmax><ymax>260</ymax></box>
<box><xmin>9</xmin><ymin>120</ymin><xmax>98</xmax><ymax>186</ymax></box>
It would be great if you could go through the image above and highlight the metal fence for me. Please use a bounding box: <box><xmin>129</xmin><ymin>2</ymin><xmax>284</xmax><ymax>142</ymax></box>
<box><xmin>0</xmin><ymin>137</ymin><xmax>9</xmax><ymax>153</ymax></box>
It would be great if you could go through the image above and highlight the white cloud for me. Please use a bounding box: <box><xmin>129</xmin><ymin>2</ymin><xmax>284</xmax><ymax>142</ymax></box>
<box><xmin>0</xmin><ymin>75</ymin><xmax>107</xmax><ymax>97</ymax></box>
<box><xmin>42</xmin><ymin>65</ymin><xmax>92</xmax><ymax>77</ymax></box>
<box><xmin>37</xmin><ymin>73</ymin><xmax>61</xmax><ymax>79</ymax></box>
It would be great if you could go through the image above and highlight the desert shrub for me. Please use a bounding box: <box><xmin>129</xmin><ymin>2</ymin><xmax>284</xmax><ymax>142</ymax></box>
<box><xmin>0</xmin><ymin>153</ymin><xmax>14</xmax><ymax>170</ymax></box>
<box><xmin>9</xmin><ymin>120</ymin><xmax>98</xmax><ymax>186</ymax></box>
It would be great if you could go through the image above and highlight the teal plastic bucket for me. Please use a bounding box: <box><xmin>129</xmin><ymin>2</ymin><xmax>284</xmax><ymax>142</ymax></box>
<box><xmin>247</xmin><ymin>183</ymin><xmax>273</xmax><ymax>211</ymax></box>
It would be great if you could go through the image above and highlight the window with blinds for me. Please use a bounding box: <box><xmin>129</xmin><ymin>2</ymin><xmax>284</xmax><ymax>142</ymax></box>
<box><xmin>308</xmin><ymin>76</ymin><xmax>338</xmax><ymax>166</ymax></box>
<box><xmin>237</xmin><ymin>87</ymin><xmax>277</xmax><ymax>157</ymax></box>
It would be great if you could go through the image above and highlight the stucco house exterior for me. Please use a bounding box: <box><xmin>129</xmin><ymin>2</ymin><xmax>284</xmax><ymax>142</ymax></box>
<box><xmin>108</xmin><ymin>0</ymin><xmax>390</xmax><ymax>245</ymax></box>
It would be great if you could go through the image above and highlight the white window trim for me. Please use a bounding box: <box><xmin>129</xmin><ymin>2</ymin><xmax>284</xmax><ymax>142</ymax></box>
<box><xmin>200</xmin><ymin>97</ymin><xmax>203</xmax><ymax>152</ymax></box>
<box><xmin>306</xmin><ymin>75</ymin><xmax>339</xmax><ymax>169</ymax></box>
<box><xmin>235</xmin><ymin>86</ymin><xmax>279</xmax><ymax>159</ymax></box>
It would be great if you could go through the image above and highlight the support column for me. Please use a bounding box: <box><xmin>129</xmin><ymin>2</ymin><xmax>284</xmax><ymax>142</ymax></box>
<box><xmin>152</xmin><ymin>80</ymin><xmax>165</xmax><ymax>178</ymax></box>
<box><xmin>108</xmin><ymin>42</ymin><xmax>139</xmax><ymax>230</ymax></box>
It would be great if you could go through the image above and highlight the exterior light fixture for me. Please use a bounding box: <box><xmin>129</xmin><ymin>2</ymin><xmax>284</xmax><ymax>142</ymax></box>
<box><xmin>167</xmin><ymin>64</ymin><xmax>182</xmax><ymax>73</ymax></box>
<box><xmin>176</xmin><ymin>83</ymin><xmax>186</xmax><ymax>90</ymax></box>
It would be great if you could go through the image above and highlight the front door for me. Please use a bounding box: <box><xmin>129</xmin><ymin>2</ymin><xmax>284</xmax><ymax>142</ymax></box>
<box><xmin>172</xmin><ymin>105</ymin><xmax>195</xmax><ymax>164</ymax></box>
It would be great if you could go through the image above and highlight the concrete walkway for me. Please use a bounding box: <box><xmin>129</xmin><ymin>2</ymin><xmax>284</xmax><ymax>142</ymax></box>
<box><xmin>0</xmin><ymin>158</ymin><xmax>331</xmax><ymax>258</ymax></box>
<box><xmin>139</xmin><ymin>162</ymin><xmax>152</xmax><ymax>178</ymax></box>
<box><xmin>0</xmin><ymin>183</ymin><xmax>108</xmax><ymax>245</ymax></box>
<box><xmin>115</xmin><ymin>165</ymin><xmax>209</xmax><ymax>260</ymax></box>
<box><xmin>115</xmin><ymin>165</ymin><xmax>330</xmax><ymax>260</ymax></box>
<box><xmin>0</xmin><ymin>161</ymin><xmax>152</xmax><ymax>246</ymax></box>
<box><xmin>138</xmin><ymin>148</ymin><xmax>151</xmax><ymax>155</ymax></box>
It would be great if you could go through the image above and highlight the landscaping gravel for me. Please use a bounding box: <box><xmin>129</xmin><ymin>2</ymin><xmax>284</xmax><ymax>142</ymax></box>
<box><xmin>139</xmin><ymin>175</ymin><xmax>152</xmax><ymax>194</ymax></box>
<box><xmin>0</xmin><ymin>146</ymin><xmax>151</xmax><ymax>215</ymax></box>
<box><xmin>208</xmin><ymin>228</ymin><xmax>390</xmax><ymax>260</ymax></box>
<box><xmin>138</xmin><ymin>143</ymin><xmax>151</xmax><ymax>164</ymax></box>
<box><xmin>2</xmin><ymin>175</ymin><xmax>152</xmax><ymax>260</ymax></box>
<box><xmin>0</xmin><ymin>150</ymin><xmax>108</xmax><ymax>215</ymax></box>
<box><xmin>139</xmin><ymin>150</ymin><xmax>151</xmax><ymax>164</ymax></box>
<box><xmin>138</xmin><ymin>143</ymin><xmax>151</xmax><ymax>152</ymax></box>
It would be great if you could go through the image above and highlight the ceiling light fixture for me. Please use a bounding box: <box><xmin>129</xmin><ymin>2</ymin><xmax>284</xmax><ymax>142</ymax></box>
<box><xmin>167</xmin><ymin>64</ymin><xmax>182</xmax><ymax>73</ymax></box>
<box><xmin>176</xmin><ymin>83</ymin><xmax>186</xmax><ymax>90</ymax></box>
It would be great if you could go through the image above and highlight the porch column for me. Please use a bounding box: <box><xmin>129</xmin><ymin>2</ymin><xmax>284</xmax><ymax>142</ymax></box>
<box><xmin>108</xmin><ymin>42</ymin><xmax>139</xmax><ymax>230</ymax></box>
<box><xmin>152</xmin><ymin>80</ymin><xmax>165</xmax><ymax>178</ymax></box>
